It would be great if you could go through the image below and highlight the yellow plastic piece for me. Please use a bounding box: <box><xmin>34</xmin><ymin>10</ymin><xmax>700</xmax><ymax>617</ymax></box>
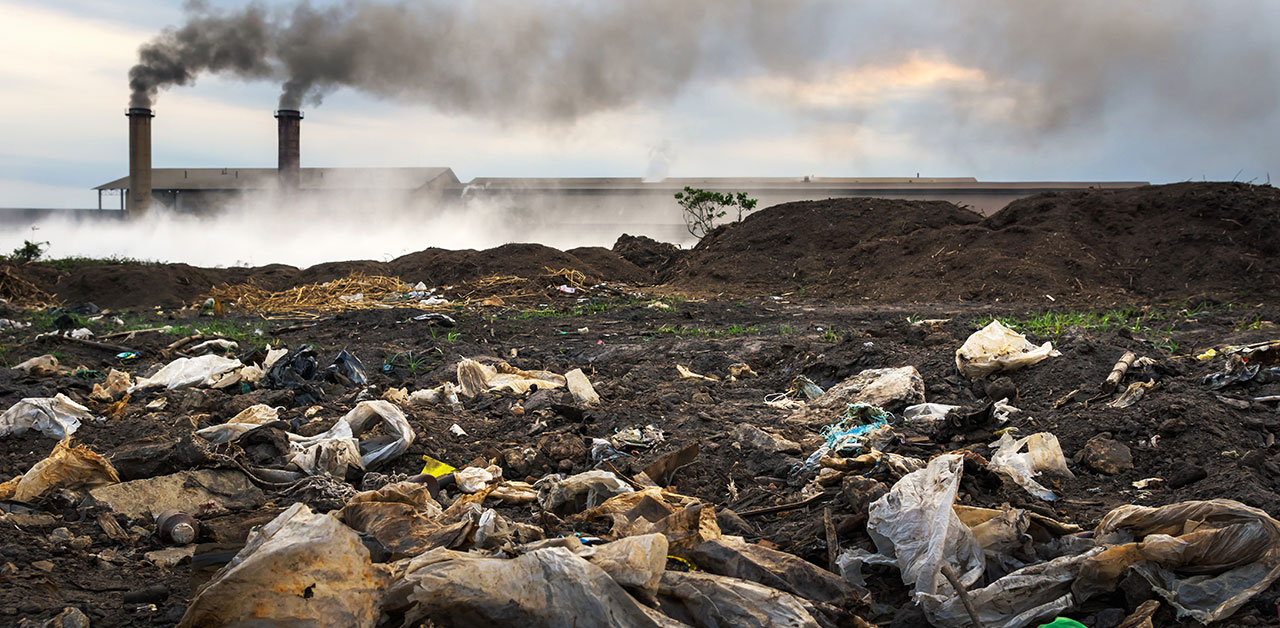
<box><xmin>421</xmin><ymin>455</ymin><xmax>456</xmax><ymax>477</ymax></box>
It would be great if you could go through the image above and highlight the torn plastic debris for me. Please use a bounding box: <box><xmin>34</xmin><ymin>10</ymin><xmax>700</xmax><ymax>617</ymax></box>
<box><xmin>867</xmin><ymin>454</ymin><xmax>985</xmax><ymax>598</ymax></box>
<box><xmin>454</xmin><ymin>465</ymin><xmax>502</xmax><ymax>493</ymax></box>
<box><xmin>610</xmin><ymin>424</ymin><xmax>665</xmax><ymax>450</ymax></box>
<box><xmin>178</xmin><ymin>502</ymin><xmax>386</xmax><ymax>628</ymax></box>
<box><xmin>0</xmin><ymin>394</ymin><xmax>94</xmax><ymax>439</ymax></box>
<box><xmin>411</xmin><ymin>312</ymin><xmax>456</xmax><ymax>326</ymax></box>
<box><xmin>89</xmin><ymin>369</ymin><xmax>132</xmax><ymax>401</ymax></box>
<box><xmin>690</xmin><ymin>537</ymin><xmax>867</xmax><ymax>605</ymax></box>
<box><xmin>987</xmin><ymin>431</ymin><xmax>1074</xmax><ymax>501</ymax></box>
<box><xmin>12</xmin><ymin>354</ymin><xmax>59</xmax><ymax>377</ymax></box>
<box><xmin>384</xmin><ymin>546</ymin><xmax>677</xmax><ymax>628</ymax></box>
<box><xmin>1109</xmin><ymin>380</ymin><xmax>1155</xmax><ymax>408</ymax></box>
<box><xmin>658</xmin><ymin>570</ymin><xmax>823</xmax><ymax>628</ymax></box>
<box><xmin>903</xmin><ymin>402</ymin><xmax>961</xmax><ymax>433</ymax></box>
<box><xmin>409</xmin><ymin>382</ymin><xmax>461</xmax><ymax>407</ymax></box>
<box><xmin>794</xmin><ymin>404</ymin><xmax>895</xmax><ymax>476</ymax></box>
<box><xmin>326</xmin><ymin>349</ymin><xmax>367</xmax><ymax>387</ymax></box>
<box><xmin>456</xmin><ymin>358</ymin><xmax>567</xmax><ymax>397</ymax></box>
<box><xmin>792</xmin><ymin>376</ymin><xmax>826</xmax><ymax>400</ymax></box>
<box><xmin>535</xmin><ymin>470</ymin><xmax>635</xmax><ymax>516</ymax></box>
<box><xmin>198</xmin><ymin>400</ymin><xmax>414</xmax><ymax>478</ymax></box>
<box><xmin>1073</xmin><ymin>499</ymin><xmax>1280</xmax><ymax>624</ymax></box>
<box><xmin>0</xmin><ymin>439</ymin><xmax>120</xmax><ymax>502</ymax></box>
<box><xmin>956</xmin><ymin>320</ymin><xmax>1059</xmax><ymax>379</ymax></box>
<box><xmin>130</xmin><ymin>354</ymin><xmax>242</xmax><ymax>392</ymax></box>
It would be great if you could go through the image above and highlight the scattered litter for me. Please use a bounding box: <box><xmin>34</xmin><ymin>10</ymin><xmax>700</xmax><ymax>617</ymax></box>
<box><xmin>0</xmin><ymin>440</ymin><xmax>120</xmax><ymax>502</ymax></box>
<box><xmin>130</xmin><ymin>354</ymin><xmax>243</xmax><ymax>392</ymax></box>
<box><xmin>676</xmin><ymin>364</ymin><xmax>714</xmax><ymax>380</ymax></box>
<box><xmin>1108</xmin><ymin>379</ymin><xmax>1155</xmax><ymax>408</ymax></box>
<box><xmin>179</xmin><ymin>502</ymin><xmax>385</xmax><ymax>627</ymax></box>
<box><xmin>12</xmin><ymin>354</ymin><xmax>59</xmax><ymax>377</ymax></box>
<box><xmin>610</xmin><ymin>425</ymin><xmax>664</xmax><ymax>450</ymax></box>
<box><xmin>0</xmin><ymin>394</ymin><xmax>94</xmax><ymax>439</ymax></box>
<box><xmin>987</xmin><ymin>431</ymin><xmax>1074</xmax><ymax>501</ymax></box>
<box><xmin>448</xmin><ymin>423</ymin><xmax>467</xmax><ymax>437</ymax></box>
<box><xmin>956</xmin><ymin>320</ymin><xmax>1059</xmax><ymax>378</ymax></box>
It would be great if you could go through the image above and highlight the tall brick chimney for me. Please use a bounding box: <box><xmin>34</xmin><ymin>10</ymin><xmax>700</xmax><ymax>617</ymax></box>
<box><xmin>126</xmin><ymin>107</ymin><xmax>154</xmax><ymax>214</ymax></box>
<box><xmin>275</xmin><ymin>109</ymin><xmax>302</xmax><ymax>190</ymax></box>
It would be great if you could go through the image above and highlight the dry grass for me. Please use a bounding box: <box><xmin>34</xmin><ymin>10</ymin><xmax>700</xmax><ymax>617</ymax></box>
<box><xmin>0</xmin><ymin>267</ymin><xmax>55</xmax><ymax>307</ymax></box>
<box><xmin>207</xmin><ymin>268</ymin><xmax>598</xmax><ymax>317</ymax></box>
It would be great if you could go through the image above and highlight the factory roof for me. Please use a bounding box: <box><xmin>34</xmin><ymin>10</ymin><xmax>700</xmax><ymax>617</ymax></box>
<box><xmin>95</xmin><ymin>167</ymin><xmax>458</xmax><ymax>191</ymax></box>
<box><xmin>463</xmin><ymin>176</ymin><xmax>1148</xmax><ymax>192</ymax></box>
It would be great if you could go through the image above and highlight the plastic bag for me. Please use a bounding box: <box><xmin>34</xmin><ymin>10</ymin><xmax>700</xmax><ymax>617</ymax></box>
<box><xmin>179</xmin><ymin>503</ymin><xmax>386</xmax><ymax>628</ymax></box>
<box><xmin>534</xmin><ymin>469</ymin><xmax>634</xmax><ymax>515</ymax></box>
<box><xmin>386</xmin><ymin>546</ymin><xmax>681</xmax><ymax>628</ymax></box>
<box><xmin>0</xmin><ymin>439</ymin><xmax>120</xmax><ymax>501</ymax></box>
<box><xmin>903</xmin><ymin>402</ymin><xmax>961</xmax><ymax>433</ymax></box>
<box><xmin>866</xmin><ymin>454</ymin><xmax>985</xmax><ymax>596</ymax></box>
<box><xmin>1074</xmin><ymin>499</ymin><xmax>1280</xmax><ymax>623</ymax></box>
<box><xmin>340</xmin><ymin>400</ymin><xmax>414</xmax><ymax>469</ymax></box>
<box><xmin>130</xmin><ymin>354</ymin><xmax>243</xmax><ymax>391</ymax></box>
<box><xmin>456</xmin><ymin>358</ymin><xmax>567</xmax><ymax>397</ymax></box>
<box><xmin>956</xmin><ymin>320</ymin><xmax>1059</xmax><ymax>379</ymax></box>
<box><xmin>0</xmin><ymin>394</ymin><xmax>93</xmax><ymax>439</ymax></box>
<box><xmin>326</xmin><ymin>349</ymin><xmax>367</xmax><ymax>387</ymax></box>
<box><xmin>987</xmin><ymin>432</ymin><xmax>1074</xmax><ymax>501</ymax></box>
<box><xmin>657</xmin><ymin>571</ymin><xmax>822</xmax><ymax>628</ymax></box>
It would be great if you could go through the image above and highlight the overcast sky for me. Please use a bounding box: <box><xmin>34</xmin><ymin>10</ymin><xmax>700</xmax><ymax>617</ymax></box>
<box><xmin>2</xmin><ymin>0</ymin><xmax>1277</xmax><ymax>208</ymax></box>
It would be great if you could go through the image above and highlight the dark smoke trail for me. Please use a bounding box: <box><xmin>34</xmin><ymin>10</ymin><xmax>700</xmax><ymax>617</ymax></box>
<box><xmin>128</xmin><ymin>0</ymin><xmax>1280</xmax><ymax>153</ymax></box>
<box><xmin>129</xmin><ymin>0</ymin><xmax>818</xmax><ymax>116</ymax></box>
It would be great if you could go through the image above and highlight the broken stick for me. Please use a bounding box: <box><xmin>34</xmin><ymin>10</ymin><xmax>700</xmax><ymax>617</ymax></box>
<box><xmin>940</xmin><ymin>564</ymin><xmax>986</xmax><ymax>628</ymax></box>
<box><xmin>1102</xmin><ymin>351</ymin><xmax>1138</xmax><ymax>394</ymax></box>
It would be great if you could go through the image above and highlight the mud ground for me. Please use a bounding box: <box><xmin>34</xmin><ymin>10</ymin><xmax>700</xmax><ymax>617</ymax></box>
<box><xmin>1</xmin><ymin>293</ymin><xmax>1278</xmax><ymax>627</ymax></box>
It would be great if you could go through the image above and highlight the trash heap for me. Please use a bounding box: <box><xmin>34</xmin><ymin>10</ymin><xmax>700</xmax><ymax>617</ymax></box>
<box><xmin>1</xmin><ymin>288</ymin><xmax>1279</xmax><ymax>627</ymax></box>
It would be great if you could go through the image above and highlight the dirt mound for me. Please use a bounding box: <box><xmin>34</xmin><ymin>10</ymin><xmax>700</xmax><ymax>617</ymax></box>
<box><xmin>671</xmin><ymin>197</ymin><xmax>982</xmax><ymax>294</ymax></box>
<box><xmin>612</xmin><ymin>233</ymin><xmax>683</xmax><ymax>276</ymax></box>
<box><xmin>389</xmin><ymin>243</ymin><xmax>622</xmax><ymax>286</ymax></box>
<box><xmin>673</xmin><ymin>183</ymin><xmax>1280</xmax><ymax>303</ymax></box>
<box><xmin>563</xmin><ymin>246</ymin><xmax>650</xmax><ymax>283</ymax></box>
<box><xmin>52</xmin><ymin>263</ymin><xmax>227</xmax><ymax>310</ymax></box>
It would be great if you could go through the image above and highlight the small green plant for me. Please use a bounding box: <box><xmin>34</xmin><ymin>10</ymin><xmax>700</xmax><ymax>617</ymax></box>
<box><xmin>10</xmin><ymin>240</ymin><xmax>49</xmax><ymax>263</ymax></box>
<box><xmin>821</xmin><ymin>329</ymin><xmax>844</xmax><ymax>343</ymax></box>
<box><xmin>1237</xmin><ymin>314</ymin><xmax>1270</xmax><ymax>331</ymax></box>
<box><xmin>779</xmin><ymin>324</ymin><xmax>796</xmax><ymax>335</ymax></box>
<box><xmin>674</xmin><ymin>186</ymin><xmax>758</xmax><ymax>239</ymax></box>
<box><xmin>446</xmin><ymin>331</ymin><xmax>461</xmax><ymax>343</ymax></box>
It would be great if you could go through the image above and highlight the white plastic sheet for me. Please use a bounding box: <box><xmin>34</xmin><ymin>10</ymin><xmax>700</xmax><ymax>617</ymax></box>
<box><xmin>130</xmin><ymin>354</ymin><xmax>243</xmax><ymax>391</ymax></box>
<box><xmin>956</xmin><ymin>320</ymin><xmax>1059</xmax><ymax>378</ymax></box>
<box><xmin>0</xmin><ymin>394</ymin><xmax>93</xmax><ymax>439</ymax></box>
<box><xmin>867</xmin><ymin>454</ymin><xmax>986</xmax><ymax>596</ymax></box>
<box><xmin>179</xmin><ymin>503</ymin><xmax>386</xmax><ymax>628</ymax></box>
<box><xmin>987</xmin><ymin>431</ymin><xmax>1074</xmax><ymax>501</ymax></box>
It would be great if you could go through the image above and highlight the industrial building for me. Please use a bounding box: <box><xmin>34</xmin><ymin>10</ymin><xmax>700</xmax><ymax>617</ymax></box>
<box><xmin>88</xmin><ymin>108</ymin><xmax>1149</xmax><ymax>227</ymax></box>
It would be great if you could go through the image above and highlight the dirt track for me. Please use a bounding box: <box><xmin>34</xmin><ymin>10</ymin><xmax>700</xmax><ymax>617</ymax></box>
<box><xmin>0</xmin><ymin>182</ymin><xmax>1277</xmax><ymax>627</ymax></box>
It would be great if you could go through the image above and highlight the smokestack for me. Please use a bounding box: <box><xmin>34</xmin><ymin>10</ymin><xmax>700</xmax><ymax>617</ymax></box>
<box><xmin>275</xmin><ymin>109</ymin><xmax>302</xmax><ymax>190</ymax></box>
<box><xmin>126</xmin><ymin>107</ymin><xmax>154</xmax><ymax>215</ymax></box>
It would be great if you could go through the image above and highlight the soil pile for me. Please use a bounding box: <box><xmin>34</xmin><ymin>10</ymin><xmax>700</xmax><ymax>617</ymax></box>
<box><xmin>673</xmin><ymin>182</ymin><xmax>1280</xmax><ymax>303</ymax></box>
<box><xmin>20</xmin><ymin>244</ymin><xmax>645</xmax><ymax>310</ymax></box>
<box><xmin>669</xmin><ymin>197</ymin><xmax>982</xmax><ymax>293</ymax></box>
<box><xmin>612</xmin><ymin>233</ymin><xmax>683</xmax><ymax>276</ymax></box>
